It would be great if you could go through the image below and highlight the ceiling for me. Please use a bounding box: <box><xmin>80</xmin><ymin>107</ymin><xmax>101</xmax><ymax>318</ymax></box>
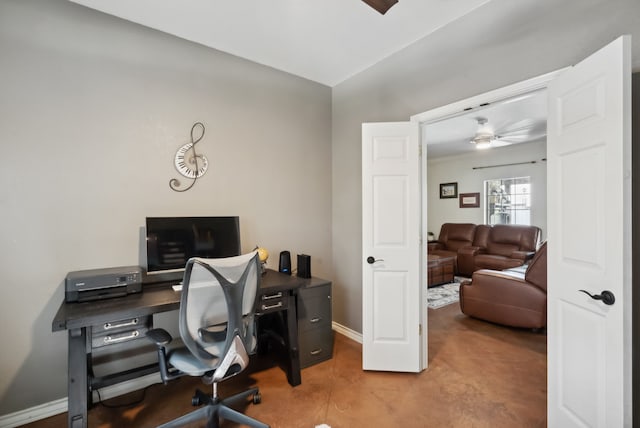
<box><xmin>69</xmin><ymin>0</ymin><xmax>546</xmax><ymax>158</ymax></box>
<box><xmin>69</xmin><ymin>0</ymin><xmax>491</xmax><ymax>87</ymax></box>
<box><xmin>424</xmin><ymin>90</ymin><xmax>548</xmax><ymax>158</ymax></box>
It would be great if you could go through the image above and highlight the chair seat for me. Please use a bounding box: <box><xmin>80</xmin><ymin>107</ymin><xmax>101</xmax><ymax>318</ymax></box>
<box><xmin>168</xmin><ymin>347</ymin><xmax>219</xmax><ymax>376</ymax></box>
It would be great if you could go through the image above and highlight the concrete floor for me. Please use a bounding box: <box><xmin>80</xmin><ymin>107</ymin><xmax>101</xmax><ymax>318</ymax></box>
<box><xmin>25</xmin><ymin>302</ymin><xmax>547</xmax><ymax>427</ymax></box>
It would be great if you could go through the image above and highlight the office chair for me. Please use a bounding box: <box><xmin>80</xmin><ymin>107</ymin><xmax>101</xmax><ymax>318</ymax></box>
<box><xmin>146</xmin><ymin>251</ymin><xmax>269</xmax><ymax>428</ymax></box>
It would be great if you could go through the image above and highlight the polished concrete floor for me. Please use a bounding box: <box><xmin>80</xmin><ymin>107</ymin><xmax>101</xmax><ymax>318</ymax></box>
<box><xmin>26</xmin><ymin>302</ymin><xmax>547</xmax><ymax>427</ymax></box>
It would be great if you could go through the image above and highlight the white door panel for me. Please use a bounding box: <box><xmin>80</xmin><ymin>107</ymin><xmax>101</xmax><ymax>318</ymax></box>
<box><xmin>362</xmin><ymin>121</ymin><xmax>424</xmax><ymax>373</ymax></box>
<box><xmin>547</xmin><ymin>35</ymin><xmax>631</xmax><ymax>428</ymax></box>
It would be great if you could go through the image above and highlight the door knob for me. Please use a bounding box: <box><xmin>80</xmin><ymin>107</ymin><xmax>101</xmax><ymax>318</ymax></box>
<box><xmin>366</xmin><ymin>256</ymin><xmax>383</xmax><ymax>264</ymax></box>
<box><xmin>578</xmin><ymin>289</ymin><xmax>615</xmax><ymax>306</ymax></box>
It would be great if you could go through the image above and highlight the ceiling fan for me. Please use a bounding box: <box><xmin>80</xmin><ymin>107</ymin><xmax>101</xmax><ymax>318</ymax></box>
<box><xmin>362</xmin><ymin>0</ymin><xmax>398</xmax><ymax>15</ymax></box>
<box><xmin>469</xmin><ymin>117</ymin><xmax>546</xmax><ymax>150</ymax></box>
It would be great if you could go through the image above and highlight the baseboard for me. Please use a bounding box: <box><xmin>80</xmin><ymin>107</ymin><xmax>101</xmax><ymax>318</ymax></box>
<box><xmin>332</xmin><ymin>321</ymin><xmax>362</xmax><ymax>343</ymax></box>
<box><xmin>0</xmin><ymin>398</ymin><xmax>67</xmax><ymax>428</ymax></box>
<box><xmin>0</xmin><ymin>373</ymin><xmax>161</xmax><ymax>428</ymax></box>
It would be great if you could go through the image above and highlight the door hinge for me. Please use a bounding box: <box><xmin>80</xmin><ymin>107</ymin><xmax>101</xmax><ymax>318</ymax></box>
<box><xmin>419</xmin><ymin>324</ymin><xmax>422</xmax><ymax>336</ymax></box>
<box><xmin>418</xmin><ymin>145</ymin><xmax>422</xmax><ymax>157</ymax></box>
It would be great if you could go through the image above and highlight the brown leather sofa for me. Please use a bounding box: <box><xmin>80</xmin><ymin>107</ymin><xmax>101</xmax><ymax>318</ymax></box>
<box><xmin>458</xmin><ymin>241</ymin><xmax>547</xmax><ymax>329</ymax></box>
<box><xmin>459</xmin><ymin>224</ymin><xmax>541</xmax><ymax>275</ymax></box>
<box><xmin>429</xmin><ymin>223</ymin><xmax>541</xmax><ymax>276</ymax></box>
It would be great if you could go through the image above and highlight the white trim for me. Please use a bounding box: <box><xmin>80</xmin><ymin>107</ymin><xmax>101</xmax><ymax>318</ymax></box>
<box><xmin>411</xmin><ymin>68</ymin><xmax>569</xmax><ymax>125</ymax></box>
<box><xmin>0</xmin><ymin>373</ymin><xmax>161</xmax><ymax>428</ymax></box>
<box><xmin>332</xmin><ymin>321</ymin><xmax>362</xmax><ymax>343</ymax></box>
<box><xmin>0</xmin><ymin>398</ymin><xmax>67</xmax><ymax>428</ymax></box>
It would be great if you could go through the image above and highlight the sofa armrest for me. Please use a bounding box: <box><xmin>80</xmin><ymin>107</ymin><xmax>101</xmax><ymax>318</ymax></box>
<box><xmin>459</xmin><ymin>269</ymin><xmax>547</xmax><ymax>328</ymax></box>
<box><xmin>511</xmin><ymin>250</ymin><xmax>535</xmax><ymax>261</ymax></box>
<box><xmin>456</xmin><ymin>246</ymin><xmax>484</xmax><ymax>276</ymax></box>
<box><xmin>428</xmin><ymin>241</ymin><xmax>445</xmax><ymax>252</ymax></box>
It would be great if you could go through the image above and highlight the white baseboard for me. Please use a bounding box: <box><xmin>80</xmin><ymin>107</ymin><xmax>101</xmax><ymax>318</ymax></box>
<box><xmin>0</xmin><ymin>398</ymin><xmax>67</xmax><ymax>428</ymax></box>
<box><xmin>2</xmin><ymin>326</ymin><xmax>361</xmax><ymax>427</ymax></box>
<box><xmin>0</xmin><ymin>373</ymin><xmax>161</xmax><ymax>428</ymax></box>
<box><xmin>332</xmin><ymin>321</ymin><xmax>362</xmax><ymax>343</ymax></box>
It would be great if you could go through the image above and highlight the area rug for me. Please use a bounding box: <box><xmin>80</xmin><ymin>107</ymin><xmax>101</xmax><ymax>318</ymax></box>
<box><xmin>427</xmin><ymin>281</ymin><xmax>461</xmax><ymax>309</ymax></box>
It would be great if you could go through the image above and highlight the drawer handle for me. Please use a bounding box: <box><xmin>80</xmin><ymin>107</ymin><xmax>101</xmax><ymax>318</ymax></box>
<box><xmin>310</xmin><ymin>317</ymin><xmax>322</xmax><ymax>323</ymax></box>
<box><xmin>310</xmin><ymin>348</ymin><xmax>323</xmax><ymax>356</ymax></box>
<box><xmin>104</xmin><ymin>331</ymin><xmax>139</xmax><ymax>344</ymax></box>
<box><xmin>261</xmin><ymin>302</ymin><xmax>283</xmax><ymax>310</ymax></box>
<box><xmin>104</xmin><ymin>318</ymin><xmax>139</xmax><ymax>330</ymax></box>
<box><xmin>262</xmin><ymin>292</ymin><xmax>283</xmax><ymax>301</ymax></box>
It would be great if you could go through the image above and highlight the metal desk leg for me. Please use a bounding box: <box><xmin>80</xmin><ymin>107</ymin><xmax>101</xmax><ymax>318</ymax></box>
<box><xmin>67</xmin><ymin>328</ymin><xmax>88</xmax><ymax>428</ymax></box>
<box><xmin>285</xmin><ymin>293</ymin><xmax>301</xmax><ymax>386</ymax></box>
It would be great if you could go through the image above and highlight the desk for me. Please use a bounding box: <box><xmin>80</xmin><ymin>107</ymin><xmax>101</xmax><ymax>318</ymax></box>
<box><xmin>52</xmin><ymin>269</ymin><xmax>304</xmax><ymax>428</ymax></box>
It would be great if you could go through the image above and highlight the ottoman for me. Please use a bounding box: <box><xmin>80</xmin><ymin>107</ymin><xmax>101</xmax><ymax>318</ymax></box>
<box><xmin>428</xmin><ymin>254</ymin><xmax>455</xmax><ymax>287</ymax></box>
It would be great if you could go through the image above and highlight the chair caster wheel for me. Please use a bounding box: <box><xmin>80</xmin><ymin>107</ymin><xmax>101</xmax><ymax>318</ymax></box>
<box><xmin>192</xmin><ymin>396</ymin><xmax>201</xmax><ymax>406</ymax></box>
<box><xmin>253</xmin><ymin>392</ymin><xmax>262</xmax><ymax>404</ymax></box>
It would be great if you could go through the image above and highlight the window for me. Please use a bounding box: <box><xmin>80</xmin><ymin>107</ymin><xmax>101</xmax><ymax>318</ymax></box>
<box><xmin>484</xmin><ymin>177</ymin><xmax>531</xmax><ymax>225</ymax></box>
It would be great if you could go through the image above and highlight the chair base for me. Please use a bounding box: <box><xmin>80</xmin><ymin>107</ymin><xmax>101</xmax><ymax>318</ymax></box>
<box><xmin>158</xmin><ymin>387</ymin><xmax>269</xmax><ymax>428</ymax></box>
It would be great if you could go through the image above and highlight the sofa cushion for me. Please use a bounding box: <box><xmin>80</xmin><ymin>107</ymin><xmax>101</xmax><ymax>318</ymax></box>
<box><xmin>437</xmin><ymin>223</ymin><xmax>476</xmax><ymax>251</ymax></box>
<box><xmin>474</xmin><ymin>254</ymin><xmax>525</xmax><ymax>271</ymax></box>
<box><xmin>486</xmin><ymin>225</ymin><xmax>540</xmax><ymax>257</ymax></box>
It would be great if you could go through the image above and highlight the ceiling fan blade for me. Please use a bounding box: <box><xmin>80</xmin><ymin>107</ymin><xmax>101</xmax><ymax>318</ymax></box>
<box><xmin>496</xmin><ymin>119</ymin><xmax>546</xmax><ymax>136</ymax></box>
<box><xmin>490</xmin><ymin>140</ymin><xmax>513</xmax><ymax>148</ymax></box>
<box><xmin>362</xmin><ymin>0</ymin><xmax>398</xmax><ymax>15</ymax></box>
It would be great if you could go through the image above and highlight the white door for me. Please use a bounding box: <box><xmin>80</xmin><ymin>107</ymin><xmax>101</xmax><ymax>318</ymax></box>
<box><xmin>362</xmin><ymin>121</ymin><xmax>425</xmax><ymax>372</ymax></box>
<box><xmin>547</xmin><ymin>36</ymin><xmax>631</xmax><ymax>427</ymax></box>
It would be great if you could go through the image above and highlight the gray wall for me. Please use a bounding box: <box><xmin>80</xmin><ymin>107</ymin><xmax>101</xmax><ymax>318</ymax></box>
<box><xmin>0</xmin><ymin>0</ymin><xmax>331</xmax><ymax>414</ymax></box>
<box><xmin>331</xmin><ymin>0</ymin><xmax>640</xmax><ymax>332</ymax></box>
<box><xmin>2</xmin><ymin>0</ymin><xmax>640</xmax><ymax>418</ymax></box>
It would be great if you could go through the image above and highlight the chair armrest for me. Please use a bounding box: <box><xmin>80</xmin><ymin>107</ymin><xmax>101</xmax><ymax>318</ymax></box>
<box><xmin>511</xmin><ymin>250</ymin><xmax>535</xmax><ymax>261</ymax></box>
<box><xmin>146</xmin><ymin>328</ymin><xmax>173</xmax><ymax>347</ymax></box>
<box><xmin>146</xmin><ymin>328</ymin><xmax>184</xmax><ymax>384</ymax></box>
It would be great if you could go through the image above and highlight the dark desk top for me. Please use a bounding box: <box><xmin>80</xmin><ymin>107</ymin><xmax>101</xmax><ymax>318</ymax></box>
<box><xmin>52</xmin><ymin>269</ymin><xmax>306</xmax><ymax>332</ymax></box>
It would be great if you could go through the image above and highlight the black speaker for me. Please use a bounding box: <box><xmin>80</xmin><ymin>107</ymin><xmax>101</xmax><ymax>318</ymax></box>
<box><xmin>279</xmin><ymin>251</ymin><xmax>291</xmax><ymax>275</ymax></box>
<box><xmin>297</xmin><ymin>254</ymin><xmax>311</xmax><ymax>278</ymax></box>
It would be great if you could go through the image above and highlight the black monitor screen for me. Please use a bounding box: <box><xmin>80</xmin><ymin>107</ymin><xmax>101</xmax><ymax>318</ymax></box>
<box><xmin>145</xmin><ymin>216</ymin><xmax>241</xmax><ymax>273</ymax></box>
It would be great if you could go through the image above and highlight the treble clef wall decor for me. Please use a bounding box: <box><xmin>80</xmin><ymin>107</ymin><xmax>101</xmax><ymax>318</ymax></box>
<box><xmin>169</xmin><ymin>122</ymin><xmax>209</xmax><ymax>192</ymax></box>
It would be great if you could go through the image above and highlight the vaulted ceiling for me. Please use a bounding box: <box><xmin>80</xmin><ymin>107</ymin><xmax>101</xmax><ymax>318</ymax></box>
<box><xmin>69</xmin><ymin>0</ymin><xmax>491</xmax><ymax>87</ymax></box>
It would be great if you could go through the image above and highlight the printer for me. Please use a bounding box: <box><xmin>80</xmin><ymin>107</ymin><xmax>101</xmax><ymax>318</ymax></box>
<box><xmin>65</xmin><ymin>265</ymin><xmax>142</xmax><ymax>303</ymax></box>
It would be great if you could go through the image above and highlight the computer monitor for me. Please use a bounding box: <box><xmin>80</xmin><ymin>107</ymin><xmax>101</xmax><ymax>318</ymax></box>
<box><xmin>145</xmin><ymin>216</ymin><xmax>241</xmax><ymax>274</ymax></box>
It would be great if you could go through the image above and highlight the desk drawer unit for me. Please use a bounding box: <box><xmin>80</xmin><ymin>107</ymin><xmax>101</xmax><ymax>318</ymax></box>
<box><xmin>91</xmin><ymin>316</ymin><xmax>151</xmax><ymax>348</ymax></box>
<box><xmin>297</xmin><ymin>281</ymin><xmax>333</xmax><ymax>368</ymax></box>
<box><xmin>257</xmin><ymin>290</ymin><xmax>288</xmax><ymax>314</ymax></box>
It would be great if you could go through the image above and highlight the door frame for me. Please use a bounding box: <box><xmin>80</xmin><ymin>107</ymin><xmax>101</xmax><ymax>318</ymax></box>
<box><xmin>411</xmin><ymin>69</ymin><xmax>567</xmax><ymax>125</ymax></box>
<box><xmin>410</xmin><ymin>66</ymin><xmax>562</xmax><ymax>403</ymax></box>
<box><xmin>384</xmin><ymin>44</ymin><xmax>630</xmax><ymax>423</ymax></box>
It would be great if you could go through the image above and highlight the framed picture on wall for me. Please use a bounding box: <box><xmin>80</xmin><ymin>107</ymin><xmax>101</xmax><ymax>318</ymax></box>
<box><xmin>439</xmin><ymin>182</ymin><xmax>458</xmax><ymax>199</ymax></box>
<box><xmin>459</xmin><ymin>192</ymin><xmax>480</xmax><ymax>208</ymax></box>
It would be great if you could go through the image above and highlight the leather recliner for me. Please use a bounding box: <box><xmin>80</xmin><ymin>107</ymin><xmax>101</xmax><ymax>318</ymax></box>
<box><xmin>428</xmin><ymin>223</ymin><xmax>477</xmax><ymax>271</ymax></box>
<box><xmin>458</xmin><ymin>241</ymin><xmax>547</xmax><ymax>329</ymax></box>
<box><xmin>457</xmin><ymin>224</ymin><xmax>541</xmax><ymax>276</ymax></box>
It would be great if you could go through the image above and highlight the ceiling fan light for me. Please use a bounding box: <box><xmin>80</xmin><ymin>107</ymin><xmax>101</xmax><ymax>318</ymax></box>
<box><xmin>471</xmin><ymin>135</ymin><xmax>493</xmax><ymax>149</ymax></box>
